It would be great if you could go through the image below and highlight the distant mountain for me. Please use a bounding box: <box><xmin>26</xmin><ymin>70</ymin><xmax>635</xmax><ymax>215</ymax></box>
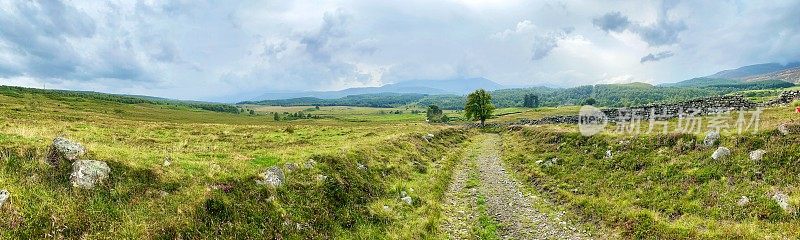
<box><xmin>707</xmin><ymin>62</ymin><xmax>800</xmax><ymax>80</ymax></box>
<box><xmin>253</xmin><ymin>77</ymin><xmax>502</xmax><ymax>100</ymax></box>
<box><xmin>666</xmin><ymin>62</ymin><xmax>800</xmax><ymax>87</ymax></box>
<box><xmin>742</xmin><ymin>66</ymin><xmax>800</xmax><ymax>83</ymax></box>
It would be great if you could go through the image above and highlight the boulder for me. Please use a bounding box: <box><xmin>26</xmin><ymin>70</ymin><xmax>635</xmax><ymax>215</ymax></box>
<box><xmin>703</xmin><ymin>131</ymin><xmax>720</xmax><ymax>147</ymax></box>
<box><xmin>69</xmin><ymin>160</ymin><xmax>111</xmax><ymax>189</ymax></box>
<box><xmin>711</xmin><ymin>147</ymin><xmax>731</xmax><ymax>160</ymax></box>
<box><xmin>256</xmin><ymin>166</ymin><xmax>285</xmax><ymax>187</ymax></box>
<box><xmin>48</xmin><ymin>137</ymin><xmax>86</xmax><ymax>164</ymax></box>
<box><xmin>605</xmin><ymin>149</ymin><xmax>613</xmax><ymax>159</ymax></box>
<box><xmin>772</xmin><ymin>192</ymin><xmax>791</xmax><ymax>212</ymax></box>
<box><xmin>749</xmin><ymin>149</ymin><xmax>766</xmax><ymax>161</ymax></box>
<box><xmin>0</xmin><ymin>189</ymin><xmax>9</xmax><ymax>208</ymax></box>
<box><xmin>736</xmin><ymin>196</ymin><xmax>750</xmax><ymax>206</ymax></box>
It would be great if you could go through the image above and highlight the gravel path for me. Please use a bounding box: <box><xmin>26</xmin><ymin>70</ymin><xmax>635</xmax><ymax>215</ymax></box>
<box><xmin>442</xmin><ymin>134</ymin><xmax>590</xmax><ymax>240</ymax></box>
<box><xmin>441</xmin><ymin>152</ymin><xmax>479</xmax><ymax>239</ymax></box>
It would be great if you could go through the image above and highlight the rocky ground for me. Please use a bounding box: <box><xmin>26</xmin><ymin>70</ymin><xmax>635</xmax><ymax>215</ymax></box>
<box><xmin>442</xmin><ymin>134</ymin><xmax>591</xmax><ymax>240</ymax></box>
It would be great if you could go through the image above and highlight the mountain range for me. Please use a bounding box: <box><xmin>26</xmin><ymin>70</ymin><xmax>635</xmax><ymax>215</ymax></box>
<box><xmin>667</xmin><ymin>62</ymin><xmax>800</xmax><ymax>87</ymax></box>
<box><xmin>253</xmin><ymin>77</ymin><xmax>503</xmax><ymax>100</ymax></box>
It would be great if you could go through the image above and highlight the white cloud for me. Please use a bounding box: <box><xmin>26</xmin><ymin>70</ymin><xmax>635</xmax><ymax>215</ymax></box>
<box><xmin>0</xmin><ymin>0</ymin><xmax>798</xmax><ymax>101</ymax></box>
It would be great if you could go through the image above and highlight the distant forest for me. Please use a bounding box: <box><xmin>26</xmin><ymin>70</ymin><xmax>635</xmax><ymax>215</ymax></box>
<box><xmin>240</xmin><ymin>80</ymin><xmax>795</xmax><ymax>109</ymax></box>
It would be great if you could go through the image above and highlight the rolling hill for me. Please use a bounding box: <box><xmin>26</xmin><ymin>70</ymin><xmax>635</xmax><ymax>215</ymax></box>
<box><xmin>253</xmin><ymin>77</ymin><xmax>503</xmax><ymax>100</ymax></box>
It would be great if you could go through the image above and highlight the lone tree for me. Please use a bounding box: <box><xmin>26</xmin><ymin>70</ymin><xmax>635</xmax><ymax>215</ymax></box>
<box><xmin>584</xmin><ymin>98</ymin><xmax>597</xmax><ymax>106</ymax></box>
<box><xmin>426</xmin><ymin>105</ymin><xmax>448</xmax><ymax>123</ymax></box>
<box><xmin>465</xmin><ymin>89</ymin><xmax>495</xmax><ymax>126</ymax></box>
<box><xmin>523</xmin><ymin>94</ymin><xmax>539</xmax><ymax>108</ymax></box>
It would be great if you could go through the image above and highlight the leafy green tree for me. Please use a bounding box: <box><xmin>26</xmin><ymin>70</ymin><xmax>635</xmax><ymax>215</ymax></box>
<box><xmin>273</xmin><ymin>112</ymin><xmax>280</xmax><ymax>121</ymax></box>
<box><xmin>584</xmin><ymin>98</ymin><xmax>597</xmax><ymax>106</ymax></box>
<box><xmin>426</xmin><ymin>105</ymin><xmax>448</xmax><ymax>123</ymax></box>
<box><xmin>465</xmin><ymin>89</ymin><xmax>495</xmax><ymax>126</ymax></box>
<box><xmin>523</xmin><ymin>94</ymin><xmax>539</xmax><ymax>108</ymax></box>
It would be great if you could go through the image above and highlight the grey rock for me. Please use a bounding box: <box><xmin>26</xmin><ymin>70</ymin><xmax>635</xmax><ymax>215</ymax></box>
<box><xmin>162</xmin><ymin>157</ymin><xmax>172</xmax><ymax>167</ymax></box>
<box><xmin>737</xmin><ymin>196</ymin><xmax>750</xmax><ymax>206</ymax></box>
<box><xmin>778</xmin><ymin>123</ymin><xmax>790</xmax><ymax>135</ymax></box>
<box><xmin>284</xmin><ymin>163</ymin><xmax>299</xmax><ymax>172</ymax></box>
<box><xmin>749</xmin><ymin>149</ymin><xmax>766</xmax><ymax>161</ymax></box>
<box><xmin>51</xmin><ymin>137</ymin><xmax>86</xmax><ymax>162</ymax></box>
<box><xmin>605</xmin><ymin>149</ymin><xmax>613</xmax><ymax>159</ymax></box>
<box><xmin>773</xmin><ymin>192</ymin><xmax>791</xmax><ymax>211</ymax></box>
<box><xmin>357</xmin><ymin>162</ymin><xmax>367</xmax><ymax>170</ymax></box>
<box><xmin>711</xmin><ymin>147</ymin><xmax>731</xmax><ymax>160</ymax></box>
<box><xmin>401</xmin><ymin>196</ymin><xmax>413</xmax><ymax>205</ymax></box>
<box><xmin>256</xmin><ymin>166</ymin><xmax>285</xmax><ymax>187</ymax></box>
<box><xmin>0</xmin><ymin>189</ymin><xmax>9</xmax><ymax>208</ymax></box>
<box><xmin>703</xmin><ymin>131</ymin><xmax>720</xmax><ymax>147</ymax></box>
<box><xmin>70</xmin><ymin>160</ymin><xmax>111</xmax><ymax>189</ymax></box>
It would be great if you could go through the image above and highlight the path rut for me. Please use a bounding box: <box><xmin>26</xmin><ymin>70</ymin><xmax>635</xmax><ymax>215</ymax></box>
<box><xmin>442</xmin><ymin>134</ymin><xmax>590</xmax><ymax>240</ymax></box>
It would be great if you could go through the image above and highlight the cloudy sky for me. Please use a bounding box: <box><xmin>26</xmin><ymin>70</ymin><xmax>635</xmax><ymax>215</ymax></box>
<box><xmin>1</xmin><ymin>0</ymin><xmax>799</xmax><ymax>101</ymax></box>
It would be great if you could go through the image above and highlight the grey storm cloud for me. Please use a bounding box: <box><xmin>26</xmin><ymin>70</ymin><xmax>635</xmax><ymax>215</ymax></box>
<box><xmin>592</xmin><ymin>3</ymin><xmax>686</xmax><ymax>46</ymax></box>
<box><xmin>300</xmin><ymin>9</ymin><xmax>351</xmax><ymax>63</ymax></box>
<box><xmin>531</xmin><ymin>27</ymin><xmax>573</xmax><ymax>61</ymax></box>
<box><xmin>0</xmin><ymin>0</ymin><xmax>156</xmax><ymax>82</ymax></box>
<box><xmin>640</xmin><ymin>51</ymin><xmax>674</xmax><ymax>63</ymax></box>
<box><xmin>592</xmin><ymin>12</ymin><xmax>630</xmax><ymax>33</ymax></box>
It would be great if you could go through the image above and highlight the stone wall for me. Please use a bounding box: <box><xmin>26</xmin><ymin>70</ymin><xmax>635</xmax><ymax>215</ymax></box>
<box><xmin>762</xmin><ymin>90</ymin><xmax>800</xmax><ymax>106</ymax></box>
<box><xmin>513</xmin><ymin>90</ymin><xmax>800</xmax><ymax>126</ymax></box>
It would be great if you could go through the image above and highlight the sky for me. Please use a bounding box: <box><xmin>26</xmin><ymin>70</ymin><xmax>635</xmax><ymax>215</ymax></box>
<box><xmin>1</xmin><ymin>0</ymin><xmax>799</xmax><ymax>102</ymax></box>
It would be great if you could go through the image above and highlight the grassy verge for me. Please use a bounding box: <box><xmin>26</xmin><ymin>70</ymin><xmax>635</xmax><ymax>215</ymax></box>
<box><xmin>501</xmin><ymin>125</ymin><xmax>800</xmax><ymax>239</ymax></box>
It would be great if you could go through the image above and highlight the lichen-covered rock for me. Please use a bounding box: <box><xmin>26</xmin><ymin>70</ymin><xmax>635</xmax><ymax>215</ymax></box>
<box><xmin>0</xmin><ymin>189</ymin><xmax>9</xmax><ymax>208</ymax></box>
<box><xmin>284</xmin><ymin>163</ymin><xmax>299</xmax><ymax>172</ymax></box>
<box><xmin>749</xmin><ymin>149</ymin><xmax>766</xmax><ymax>161</ymax></box>
<box><xmin>256</xmin><ymin>166</ymin><xmax>285</xmax><ymax>187</ymax></box>
<box><xmin>48</xmin><ymin>137</ymin><xmax>86</xmax><ymax>164</ymax></box>
<box><xmin>772</xmin><ymin>192</ymin><xmax>791</xmax><ymax>211</ymax></box>
<box><xmin>70</xmin><ymin>160</ymin><xmax>111</xmax><ymax>189</ymax></box>
<box><xmin>703</xmin><ymin>131</ymin><xmax>720</xmax><ymax>147</ymax></box>
<box><xmin>401</xmin><ymin>196</ymin><xmax>413</xmax><ymax>205</ymax></box>
<box><xmin>711</xmin><ymin>147</ymin><xmax>730</xmax><ymax>160</ymax></box>
<box><xmin>736</xmin><ymin>196</ymin><xmax>750</xmax><ymax>206</ymax></box>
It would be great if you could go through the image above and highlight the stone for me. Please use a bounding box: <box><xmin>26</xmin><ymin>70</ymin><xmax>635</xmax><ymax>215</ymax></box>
<box><xmin>737</xmin><ymin>196</ymin><xmax>750</xmax><ymax>206</ymax></box>
<box><xmin>401</xmin><ymin>196</ymin><xmax>413</xmax><ymax>205</ymax></box>
<box><xmin>605</xmin><ymin>150</ymin><xmax>613</xmax><ymax>159</ymax></box>
<box><xmin>772</xmin><ymin>192</ymin><xmax>791</xmax><ymax>211</ymax></box>
<box><xmin>711</xmin><ymin>147</ymin><xmax>730</xmax><ymax>160</ymax></box>
<box><xmin>49</xmin><ymin>137</ymin><xmax>86</xmax><ymax>164</ymax></box>
<box><xmin>0</xmin><ymin>189</ymin><xmax>9</xmax><ymax>208</ymax></box>
<box><xmin>749</xmin><ymin>149</ymin><xmax>766</xmax><ymax>161</ymax></box>
<box><xmin>256</xmin><ymin>166</ymin><xmax>285</xmax><ymax>187</ymax></box>
<box><xmin>284</xmin><ymin>163</ymin><xmax>299</xmax><ymax>172</ymax></box>
<box><xmin>703</xmin><ymin>131</ymin><xmax>720</xmax><ymax>147</ymax></box>
<box><xmin>357</xmin><ymin>162</ymin><xmax>367</xmax><ymax>170</ymax></box>
<box><xmin>163</xmin><ymin>157</ymin><xmax>172</xmax><ymax>167</ymax></box>
<box><xmin>70</xmin><ymin>160</ymin><xmax>111</xmax><ymax>189</ymax></box>
<box><xmin>778</xmin><ymin>123</ymin><xmax>790</xmax><ymax>135</ymax></box>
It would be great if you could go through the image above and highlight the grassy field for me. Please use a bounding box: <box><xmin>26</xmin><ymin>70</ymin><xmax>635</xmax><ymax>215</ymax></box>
<box><xmin>500</xmin><ymin>105</ymin><xmax>800</xmax><ymax>239</ymax></box>
<box><xmin>0</xmin><ymin>89</ymin><xmax>476</xmax><ymax>238</ymax></box>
